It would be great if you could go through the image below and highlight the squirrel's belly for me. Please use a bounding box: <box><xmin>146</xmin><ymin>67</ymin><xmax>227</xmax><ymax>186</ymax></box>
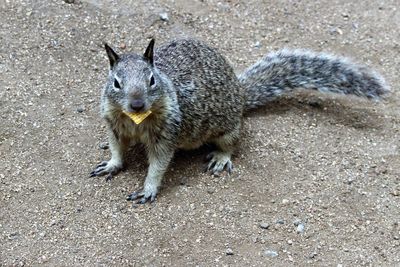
<box><xmin>177</xmin><ymin>140</ymin><xmax>204</xmax><ymax>150</ymax></box>
<box><xmin>176</xmin><ymin>129</ymin><xmax>217</xmax><ymax>150</ymax></box>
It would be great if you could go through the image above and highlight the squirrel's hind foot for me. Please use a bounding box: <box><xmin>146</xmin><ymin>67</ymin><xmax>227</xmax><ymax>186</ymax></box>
<box><xmin>204</xmin><ymin>151</ymin><xmax>233</xmax><ymax>176</ymax></box>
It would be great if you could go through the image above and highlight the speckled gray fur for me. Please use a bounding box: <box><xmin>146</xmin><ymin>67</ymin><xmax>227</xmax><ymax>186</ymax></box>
<box><xmin>92</xmin><ymin>38</ymin><xmax>389</xmax><ymax>203</ymax></box>
<box><xmin>240</xmin><ymin>48</ymin><xmax>389</xmax><ymax>110</ymax></box>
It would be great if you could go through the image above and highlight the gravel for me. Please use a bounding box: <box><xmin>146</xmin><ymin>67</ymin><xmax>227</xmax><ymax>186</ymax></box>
<box><xmin>1</xmin><ymin>0</ymin><xmax>399</xmax><ymax>266</ymax></box>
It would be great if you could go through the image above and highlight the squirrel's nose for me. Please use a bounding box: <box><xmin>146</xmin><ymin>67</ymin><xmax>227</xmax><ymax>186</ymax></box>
<box><xmin>130</xmin><ymin>99</ymin><xmax>145</xmax><ymax>112</ymax></box>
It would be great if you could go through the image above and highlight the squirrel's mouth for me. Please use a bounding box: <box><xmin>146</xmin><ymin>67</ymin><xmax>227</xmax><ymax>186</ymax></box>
<box><xmin>123</xmin><ymin>110</ymin><xmax>152</xmax><ymax>125</ymax></box>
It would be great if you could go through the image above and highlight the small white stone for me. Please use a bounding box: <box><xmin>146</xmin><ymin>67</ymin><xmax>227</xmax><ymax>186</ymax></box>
<box><xmin>264</xmin><ymin>249</ymin><xmax>278</xmax><ymax>258</ymax></box>
<box><xmin>226</xmin><ymin>248</ymin><xmax>234</xmax><ymax>255</ymax></box>
<box><xmin>297</xmin><ymin>223</ymin><xmax>305</xmax><ymax>233</ymax></box>
<box><xmin>159</xmin><ymin>12</ymin><xmax>169</xmax><ymax>21</ymax></box>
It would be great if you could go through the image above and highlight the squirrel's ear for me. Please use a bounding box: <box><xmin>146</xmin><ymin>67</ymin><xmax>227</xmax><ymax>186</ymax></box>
<box><xmin>104</xmin><ymin>43</ymin><xmax>119</xmax><ymax>68</ymax></box>
<box><xmin>143</xmin><ymin>39</ymin><xmax>155</xmax><ymax>66</ymax></box>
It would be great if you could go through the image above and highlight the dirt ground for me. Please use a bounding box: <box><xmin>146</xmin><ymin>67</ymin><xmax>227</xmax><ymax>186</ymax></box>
<box><xmin>1</xmin><ymin>0</ymin><xmax>399</xmax><ymax>266</ymax></box>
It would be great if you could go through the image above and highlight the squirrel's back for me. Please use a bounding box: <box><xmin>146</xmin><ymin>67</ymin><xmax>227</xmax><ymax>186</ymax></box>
<box><xmin>153</xmin><ymin>39</ymin><xmax>389</xmax><ymax>115</ymax></box>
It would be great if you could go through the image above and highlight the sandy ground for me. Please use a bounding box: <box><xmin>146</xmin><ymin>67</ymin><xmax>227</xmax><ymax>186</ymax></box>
<box><xmin>1</xmin><ymin>0</ymin><xmax>399</xmax><ymax>266</ymax></box>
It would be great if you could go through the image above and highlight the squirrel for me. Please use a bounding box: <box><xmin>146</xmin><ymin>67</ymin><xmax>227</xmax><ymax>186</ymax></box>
<box><xmin>90</xmin><ymin>38</ymin><xmax>389</xmax><ymax>204</ymax></box>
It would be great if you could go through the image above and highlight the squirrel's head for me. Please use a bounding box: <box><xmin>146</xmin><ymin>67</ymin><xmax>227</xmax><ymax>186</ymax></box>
<box><xmin>103</xmin><ymin>39</ymin><xmax>161</xmax><ymax>113</ymax></box>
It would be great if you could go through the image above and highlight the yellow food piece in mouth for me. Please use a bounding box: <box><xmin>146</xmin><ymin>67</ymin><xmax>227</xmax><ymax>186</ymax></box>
<box><xmin>123</xmin><ymin>110</ymin><xmax>152</xmax><ymax>124</ymax></box>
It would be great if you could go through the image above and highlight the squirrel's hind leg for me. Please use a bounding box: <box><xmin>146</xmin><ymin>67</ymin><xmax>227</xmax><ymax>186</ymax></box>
<box><xmin>205</xmin><ymin>125</ymin><xmax>241</xmax><ymax>176</ymax></box>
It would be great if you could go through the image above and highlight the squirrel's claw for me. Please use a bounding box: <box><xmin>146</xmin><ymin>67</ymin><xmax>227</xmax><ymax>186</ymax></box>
<box><xmin>105</xmin><ymin>173</ymin><xmax>113</xmax><ymax>181</ymax></box>
<box><xmin>127</xmin><ymin>188</ymin><xmax>157</xmax><ymax>204</ymax></box>
<box><xmin>126</xmin><ymin>191</ymin><xmax>141</xmax><ymax>201</ymax></box>
<box><xmin>90</xmin><ymin>160</ymin><xmax>122</xmax><ymax>181</ymax></box>
<box><xmin>205</xmin><ymin>151</ymin><xmax>233</xmax><ymax>176</ymax></box>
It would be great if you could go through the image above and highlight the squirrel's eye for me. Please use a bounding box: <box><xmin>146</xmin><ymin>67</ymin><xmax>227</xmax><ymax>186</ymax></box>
<box><xmin>114</xmin><ymin>79</ymin><xmax>121</xmax><ymax>89</ymax></box>
<box><xmin>149</xmin><ymin>75</ymin><xmax>155</xmax><ymax>87</ymax></box>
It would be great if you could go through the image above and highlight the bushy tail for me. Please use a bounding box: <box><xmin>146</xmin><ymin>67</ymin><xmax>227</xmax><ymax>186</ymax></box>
<box><xmin>238</xmin><ymin>49</ymin><xmax>390</xmax><ymax>112</ymax></box>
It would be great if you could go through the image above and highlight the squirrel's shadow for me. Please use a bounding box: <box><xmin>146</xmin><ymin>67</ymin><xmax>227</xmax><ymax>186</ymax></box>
<box><xmin>246</xmin><ymin>92</ymin><xmax>386</xmax><ymax>130</ymax></box>
<box><xmin>124</xmin><ymin>144</ymin><xmax>214</xmax><ymax>190</ymax></box>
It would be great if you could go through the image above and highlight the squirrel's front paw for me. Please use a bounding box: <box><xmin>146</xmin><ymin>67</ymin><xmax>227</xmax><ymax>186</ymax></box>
<box><xmin>126</xmin><ymin>185</ymin><xmax>158</xmax><ymax>204</ymax></box>
<box><xmin>90</xmin><ymin>160</ymin><xmax>122</xmax><ymax>181</ymax></box>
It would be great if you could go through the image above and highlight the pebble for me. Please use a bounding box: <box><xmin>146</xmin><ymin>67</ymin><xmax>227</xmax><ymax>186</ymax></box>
<box><xmin>226</xmin><ymin>248</ymin><xmax>234</xmax><ymax>255</ymax></box>
<box><xmin>276</xmin><ymin>219</ymin><xmax>285</xmax><ymax>224</ymax></box>
<box><xmin>120</xmin><ymin>43</ymin><xmax>126</xmax><ymax>49</ymax></box>
<box><xmin>297</xmin><ymin>223</ymin><xmax>305</xmax><ymax>233</ymax></box>
<box><xmin>293</xmin><ymin>218</ymin><xmax>302</xmax><ymax>226</ymax></box>
<box><xmin>99</xmin><ymin>142</ymin><xmax>109</xmax><ymax>150</ymax></box>
<box><xmin>264</xmin><ymin>249</ymin><xmax>279</xmax><ymax>258</ymax></box>
<box><xmin>282</xmin><ymin>199</ymin><xmax>289</xmax><ymax>205</ymax></box>
<box><xmin>330</xmin><ymin>27</ymin><xmax>343</xmax><ymax>35</ymax></box>
<box><xmin>259</xmin><ymin>222</ymin><xmax>270</xmax><ymax>229</ymax></box>
<box><xmin>63</xmin><ymin>0</ymin><xmax>75</xmax><ymax>3</ymax></box>
<box><xmin>253</xmin><ymin>41</ymin><xmax>261</xmax><ymax>48</ymax></box>
<box><xmin>76</xmin><ymin>107</ymin><xmax>85</xmax><ymax>113</ymax></box>
<box><xmin>207</xmin><ymin>188</ymin><xmax>215</xmax><ymax>194</ymax></box>
<box><xmin>159</xmin><ymin>12</ymin><xmax>169</xmax><ymax>21</ymax></box>
<box><xmin>308</xmin><ymin>251</ymin><xmax>318</xmax><ymax>259</ymax></box>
